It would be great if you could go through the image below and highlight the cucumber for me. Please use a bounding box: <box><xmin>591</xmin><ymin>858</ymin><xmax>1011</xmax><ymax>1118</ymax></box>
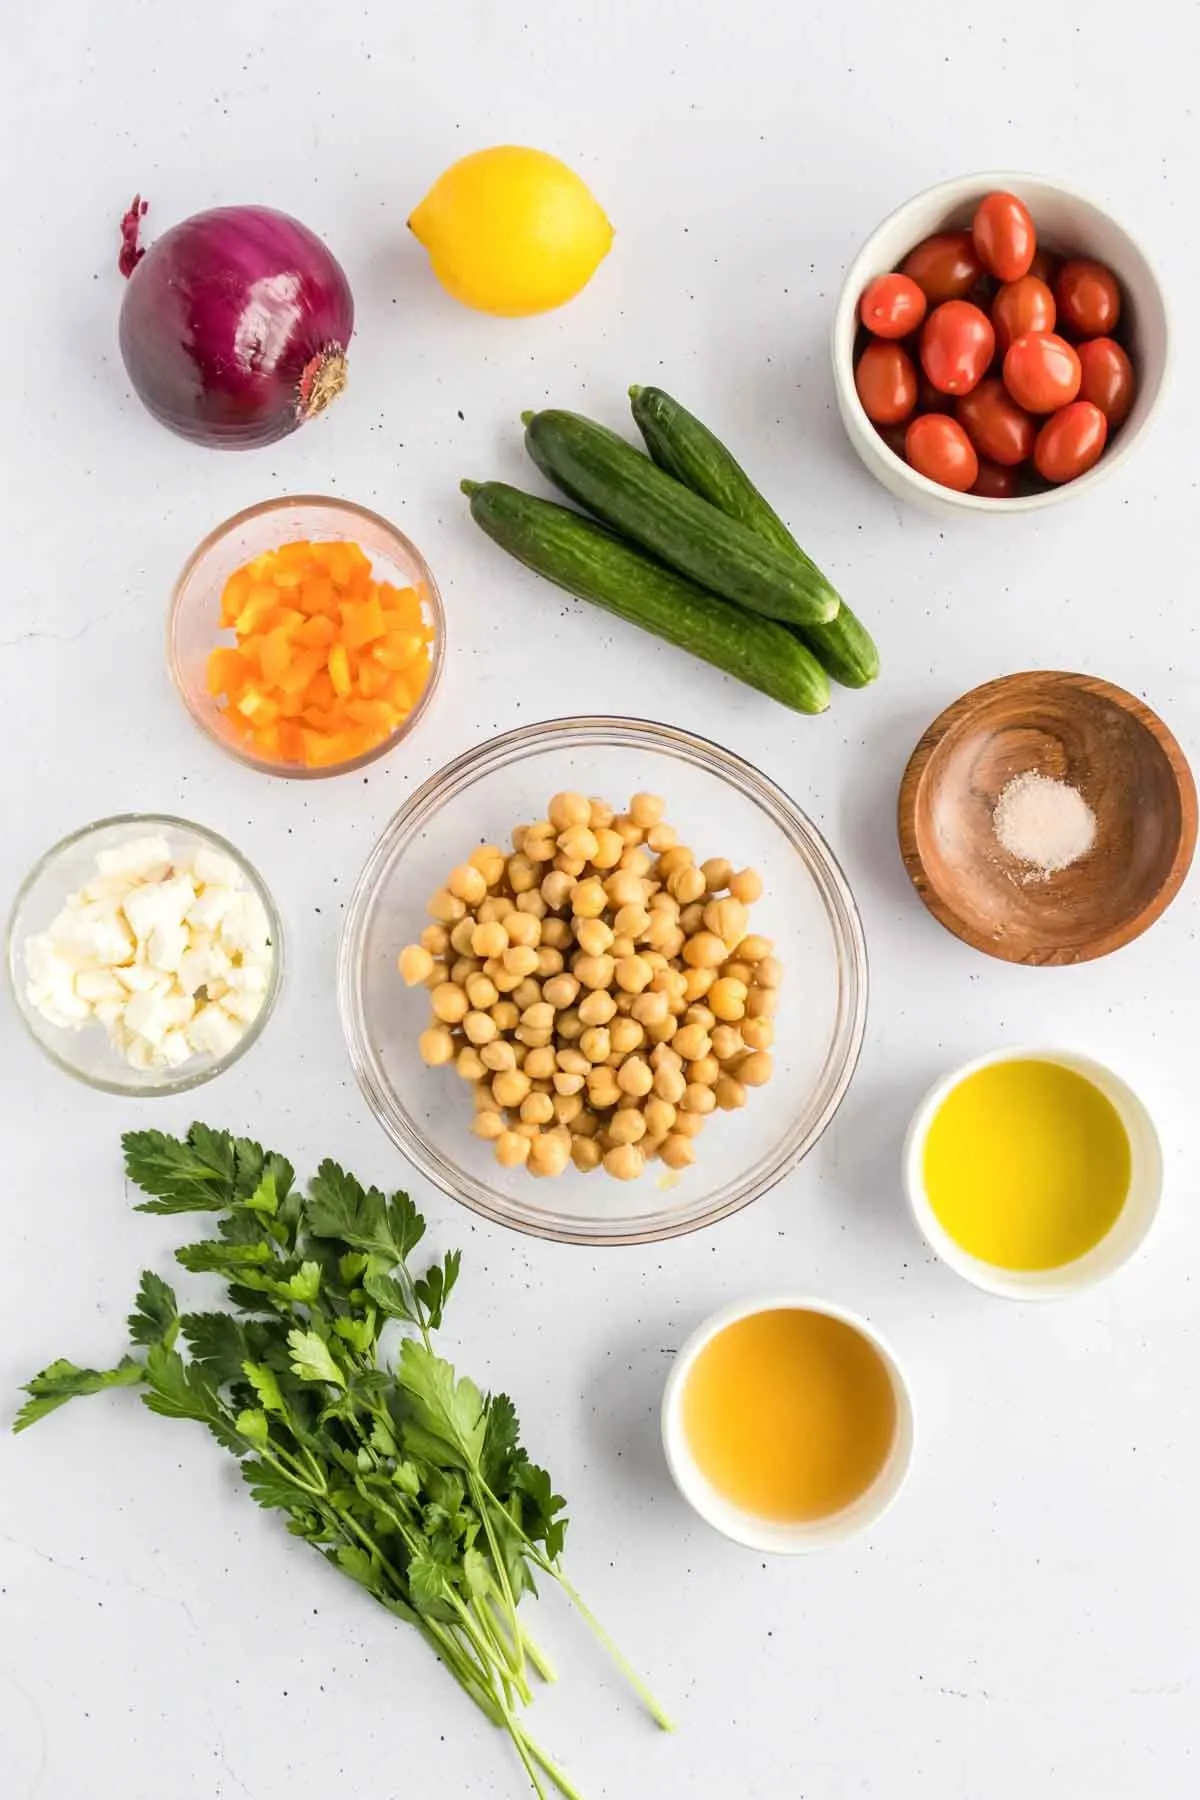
<box><xmin>521</xmin><ymin>409</ymin><xmax>841</xmax><ymax>630</ymax></box>
<box><xmin>461</xmin><ymin>480</ymin><xmax>830</xmax><ymax>715</ymax></box>
<box><xmin>629</xmin><ymin>385</ymin><xmax>880</xmax><ymax>688</ymax></box>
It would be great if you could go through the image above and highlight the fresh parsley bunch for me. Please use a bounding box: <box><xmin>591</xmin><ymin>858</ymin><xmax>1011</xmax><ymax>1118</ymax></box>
<box><xmin>15</xmin><ymin>1125</ymin><xmax>671</xmax><ymax>1799</ymax></box>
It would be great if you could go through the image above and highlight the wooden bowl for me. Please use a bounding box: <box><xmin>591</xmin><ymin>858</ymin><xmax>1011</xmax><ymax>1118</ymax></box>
<box><xmin>898</xmin><ymin>672</ymin><xmax>1197</xmax><ymax>965</ymax></box>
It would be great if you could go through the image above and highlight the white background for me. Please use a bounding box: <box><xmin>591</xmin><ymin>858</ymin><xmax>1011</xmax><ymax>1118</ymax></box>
<box><xmin>2</xmin><ymin>3</ymin><xmax>1198</xmax><ymax>1796</ymax></box>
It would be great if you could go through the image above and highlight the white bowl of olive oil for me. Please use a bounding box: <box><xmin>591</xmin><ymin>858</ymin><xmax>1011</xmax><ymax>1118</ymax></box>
<box><xmin>661</xmin><ymin>1297</ymin><xmax>915</xmax><ymax>1553</ymax></box>
<box><xmin>904</xmin><ymin>1047</ymin><xmax>1163</xmax><ymax>1300</ymax></box>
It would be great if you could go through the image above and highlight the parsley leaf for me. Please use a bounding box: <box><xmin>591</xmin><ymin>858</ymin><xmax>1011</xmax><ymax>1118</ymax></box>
<box><xmin>397</xmin><ymin>1340</ymin><xmax>486</xmax><ymax>1472</ymax></box>
<box><xmin>142</xmin><ymin>1345</ymin><xmax>242</xmax><ymax>1453</ymax></box>
<box><xmin>415</xmin><ymin>1250</ymin><xmax>462</xmax><ymax>1331</ymax></box>
<box><xmin>127</xmin><ymin>1271</ymin><xmax>180</xmax><ymax>1348</ymax></box>
<box><xmin>124</xmin><ymin>1124</ymin><xmax>239</xmax><ymax>1212</ymax></box>
<box><xmin>14</xmin><ymin>1356</ymin><xmax>144</xmax><ymax>1432</ymax></box>
<box><xmin>307</xmin><ymin>1162</ymin><xmax>424</xmax><ymax>1266</ymax></box>
<box><xmin>287</xmin><ymin>1329</ymin><xmax>346</xmax><ymax>1390</ymax></box>
<box><xmin>180</xmin><ymin>1312</ymin><xmax>252</xmax><ymax>1386</ymax></box>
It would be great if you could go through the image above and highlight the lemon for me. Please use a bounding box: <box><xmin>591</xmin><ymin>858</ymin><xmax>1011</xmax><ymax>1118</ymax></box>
<box><xmin>409</xmin><ymin>146</ymin><xmax>613</xmax><ymax>317</ymax></box>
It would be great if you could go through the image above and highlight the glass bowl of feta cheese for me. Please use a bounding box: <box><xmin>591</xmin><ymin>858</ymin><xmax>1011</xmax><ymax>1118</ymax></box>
<box><xmin>6</xmin><ymin>814</ymin><xmax>282</xmax><ymax>1095</ymax></box>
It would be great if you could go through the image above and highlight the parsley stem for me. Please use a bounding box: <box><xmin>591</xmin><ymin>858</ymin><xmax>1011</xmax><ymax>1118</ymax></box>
<box><xmin>470</xmin><ymin>1475</ymin><xmax>528</xmax><ymax>1686</ymax></box>
<box><xmin>489</xmin><ymin>1597</ymin><xmax>558</xmax><ymax>1685</ymax></box>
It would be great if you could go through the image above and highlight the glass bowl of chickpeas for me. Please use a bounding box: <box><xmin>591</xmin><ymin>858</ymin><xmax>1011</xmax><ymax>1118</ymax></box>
<box><xmin>339</xmin><ymin>716</ymin><xmax>868</xmax><ymax>1244</ymax></box>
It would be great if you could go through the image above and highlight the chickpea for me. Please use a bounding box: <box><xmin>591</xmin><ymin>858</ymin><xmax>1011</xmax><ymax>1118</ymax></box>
<box><xmin>729</xmin><ymin>867</ymin><xmax>764</xmax><ymax>904</ymax></box>
<box><xmin>481</xmin><ymin>1039</ymin><xmax>517</xmax><ymax>1073</ymax></box>
<box><xmin>684</xmin><ymin>1004</ymin><xmax>717</xmax><ymax>1031</ymax></box>
<box><xmin>472</xmin><ymin>1108</ymin><xmax>506</xmax><ymax>1141</ymax></box>
<box><xmin>471</xmin><ymin>920</ymin><xmax>508</xmax><ymax>960</ymax></box>
<box><xmin>699</xmin><ymin>856</ymin><xmax>732</xmax><ymax>893</ymax></box>
<box><xmin>557</xmin><ymin>824</ymin><xmax>598</xmax><ymax>864</ymax></box>
<box><xmin>553</xmin><ymin>1071</ymin><xmax>586</xmax><ymax>1097</ymax></box>
<box><xmin>490</xmin><ymin>999</ymin><xmax>520</xmax><ymax>1032</ymax></box>
<box><xmin>722</xmin><ymin>960</ymin><xmax>754</xmax><ymax>987</ymax></box>
<box><xmin>540</xmin><ymin>869</ymin><xmax>576</xmax><ymax>912</ymax></box>
<box><xmin>704</xmin><ymin>897</ymin><xmax>749</xmax><ymax>949</ymax></box>
<box><xmin>688</xmin><ymin>1055</ymin><xmax>720</xmax><ymax>1087</ymax></box>
<box><xmin>616</xmin><ymin>1055</ymin><xmax>653</xmax><ymax>1098</ymax></box>
<box><xmin>668</xmin><ymin>864</ymin><xmax>707</xmax><ymax>905</ymax></box>
<box><xmin>420</xmin><ymin>924</ymin><xmax>450</xmax><ymax>957</ymax></box>
<box><xmin>679</xmin><ymin>902</ymin><xmax>706</xmax><ymax>935</ymax></box>
<box><xmin>505</xmin><ymin>910</ymin><xmax>542</xmax><ymax>950</ymax></box>
<box><xmin>456</xmin><ymin>1046</ymin><xmax>487</xmax><ymax>1082</ymax></box>
<box><xmin>746</xmin><ymin>986</ymin><xmax>778</xmax><ymax>1020</ymax></box>
<box><xmin>683</xmin><ymin>931</ymin><xmax>728</xmax><ymax>970</ymax></box>
<box><xmin>523</xmin><ymin>1045</ymin><xmax>557</xmax><ymax>1081</ymax></box>
<box><xmin>465</xmin><ymin>972</ymin><xmax>499</xmax><ymax>1011</ymax></box>
<box><xmin>610</xmin><ymin>934</ymin><xmax>637</xmax><ymax>961</ymax></box>
<box><xmin>645</xmin><ymin>1014</ymin><xmax>678</xmax><ymax>1045</ymax></box>
<box><xmin>644</xmin><ymin>1097</ymin><xmax>677</xmax><ymax>1139</ymax></box>
<box><xmin>608</xmin><ymin>1106</ymin><xmax>647</xmax><ymax>1144</ymax></box>
<box><xmin>646</xmin><ymin>823</ymin><xmax>678</xmax><ymax>853</ymax></box>
<box><xmin>586</xmin><ymin>1067</ymin><xmax>621</xmax><ymax>1109</ymax></box>
<box><xmin>659</xmin><ymin>1133</ymin><xmax>696</xmax><ymax>1170</ymax></box>
<box><xmin>578</xmin><ymin>988</ymin><xmax>617</xmax><ymax>1027</ymax></box>
<box><xmin>554</xmin><ymin>1046</ymin><xmax>590</xmax><ymax>1077</ymax></box>
<box><xmin>553</xmin><ymin>1091</ymin><xmax>584</xmax><ymax>1125</ymax></box>
<box><xmin>575</xmin><ymin>952</ymin><xmax>615</xmax><ymax>991</ymax></box>
<box><xmin>631</xmin><ymin>989</ymin><xmax>670</xmax><ymax>1028</ymax></box>
<box><xmin>494</xmin><ymin>1130</ymin><xmax>531</xmax><ymax>1169</ymax></box>
<box><xmin>715</xmin><ymin>1074</ymin><xmax>748</xmax><ymax>1113</ymax></box>
<box><xmin>449</xmin><ymin>917</ymin><xmax>477</xmax><ymax>956</ymax></box>
<box><xmin>557</xmin><ymin>1007</ymin><xmax>584</xmax><ymax>1041</ymax></box>
<box><xmin>398</xmin><ymin>944</ymin><xmax>434</xmax><ymax>986</ymax></box>
<box><xmin>418</xmin><ymin>1027</ymin><xmax>455</xmax><ymax>1066</ymax></box>
<box><xmin>655</xmin><ymin>845</ymin><xmax>692</xmax><ymax>879</ymax></box>
<box><xmin>516</xmin><ymin>1025</ymin><xmax>553</xmax><ymax>1049</ymax></box>
<box><xmin>572</xmin><ymin>1133</ymin><xmax>602</xmax><ymax>1172</ymax></box>
<box><xmin>536</xmin><ymin>946</ymin><xmax>565</xmax><ymax>979</ymax></box>
<box><xmin>605</xmin><ymin>869</ymin><xmax>648</xmax><ymax>909</ymax></box>
<box><xmin>682</xmin><ymin>966</ymin><xmax>716</xmax><ymax>1002</ymax></box>
<box><xmin>587</xmin><ymin>796</ymin><xmax>615</xmax><ymax>829</ymax></box>
<box><xmin>737</xmin><ymin>934</ymin><xmax>773</xmax><ymax>964</ymax></box>
<box><xmin>591</xmin><ymin>827</ymin><xmax>623</xmax><ymax>869</ymax></box>
<box><xmin>650</xmin><ymin>1041</ymin><xmax>683</xmax><ymax>1070</ymax></box>
<box><xmin>542</xmin><ymin>973</ymin><xmax>580</xmax><ymax>1011</ymax></box>
<box><xmin>673</xmin><ymin>1023</ymin><xmax>712</xmax><ymax>1063</ymax></box>
<box><xmin>614</xmin><ymin>902</ymin><xmax>651</xmax><ymax>939</ymax></box>
<box><xmin>514</xmin><ymin>1120</ymin><xmax>542</xmax><ymax>1141</ymax></box>
<box><xmin>493</xmin><ymin>1068</ymin><xmax>532</xmax><ymax>1109</ymax></box>
<box><xmin>520</xmin><ymin>1091</ymin><xmax>555</xmax><ymax>1127</ymax></box>
<box><xmin>449</xmin><ymin>957</ymin><xmax>480</xmax><ymax>988</ymax></box>
<box><xmin>512</xmin><ymin>825</ymin><xmax>528</xmax><ymax>852</ymax></box>
<box><xmin>424</xmin><ymin>960</ymin><xmax>449</xmax><ymax>990</ymax></box>
<box><xmin>673</xmin><ymin>1108</ymin><xmax>705</xmax><ymax>1139</ymax></box>
<box><xmin>541</xmin><ymin>917</ymin><xmax>572</xmax><ymax>951</ymax></box>
<box><xmin>603</xmin><ymin>1142</ymin><xmax>646</xmax><ymax>1182</ymax></box>
<box><xmin>680</xmin><ymin>1082</ymin><xmax>717</xmax><ymax>1115</ymax></box>
<box><xmin>499</xmin><ymin>944</ymin><xmax>538</xmax><ymax>982</ymax></box>
<box><xmin>428</xmin><ymin>888</ymin><xmax>466</xmax><ymax>924</ymax></box>
<box><xmin>448</xmin><ymin>863</ymin><xmax>487</xmax><ymax>906</ymax></box>
<box><xmin>613</xmin><ymin>815</ymin><xmax>645</xmax><ymax>847</ymax></box>
<box><xmin>609</xmin><ymin>1016</ymin><xmax>645</xmax><ymax>1056</ymax></box>
<box><xmin>614</xmin><ymin>955</ymin><xmax>653</xmax><ymax>994</ymax></box>
<box><xmin>738</xmin><ymin>1051</ymin><xmax>774</xmax><ymax>1087</ymax></box>
<box><xmin>575</xmin><ymin>916</ymin><xmax>614</xmax><ymax>957</ymax></box>
<box><xmin>524</xmin><ymin>829</ymin><xmax>557</xmax><ymax>864</ymax></box>
<box><xmin>629</xmin><ymin>792</ymin><xmax>665</xmax><ymax>829</ymax></box>
<box><xmin>507</xmin><ymin>853</ymin><xmax>538</xmax><ymax>893</ymax></box>
<box><xmin>709</xmin><ymin>977</ymin><xmax>748</xmax><ymax>1023</ymax></box>
<box><xmin>548</xmin><ymin>791</ymin><xmax>591</xmax><ymax>832</ymax></box>
<box><xmin>477</xmin><ymin>895</ymin><xmax>513</xmax><ymax>925</ymax></box>
<box><xmin>532</xmin><ymin>1129</ymin><xmax>573</xmax><ymax>1178</ymax></box>
<box><xmin>572</xmin><ymin>1107</ymin><xmax>601</xmax><ymax>1138</ymax></box>
<box><xmin>653</xmin><ymin>1063</ymin><xmax>686</xmax><ymax>1105</ymax></box>
<box><xmin>741</xmin><ymin>1016</ymin><xmax>775</xmax><ymax>1052</ymax></box>
<box><xmin>469</xmin><ymin>845</ymin><xmax>506</xmax><ymax>887</ymax></box>
<box><xmin>711</xmin><ymin>1024</ymin><xmax>745</xmax><ymax>1063</ymax></box>
<box><xmin>579</xmin><ymin>1025</ymin><xmax>612</xmax><ymax>1065</ymax></box>
<box><xmin>516</xmin><ymin>890</ymin><xmax>548</xmax><ymax>920</ymax></box>
<box><xmin>512</xmin><ymin>977</ymin><xmax>542</xmax><ymax>1012</ymax></box>
<box><xmin>756</xmin><ymin>955</ymin><xmax>784</xmax><ymax>990</ymax></box>
<box><xmin>554</xmin><ymin>853</ymin><xmax>586</xmax><ymax>878</ymax></box>
<box><xmin>462</xmin><ymin>1009</ymin><xmax>499</xmax><ymax>1046</ymax></box>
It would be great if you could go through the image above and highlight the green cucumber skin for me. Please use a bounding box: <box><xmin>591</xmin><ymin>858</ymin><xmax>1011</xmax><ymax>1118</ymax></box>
<box><xmin>522</xmin><ymin>409</ymin><xmax>841</xmax><ymax>630</ymax></box>
<box><xmin>629</xmin><ymin>385</ymin><xmax>880</xmax><ymax>689</ymax></box>
<box><xmin>463</xmin><ymin>481</ymin><xmax>830</xmax><ymax>716</ymax></box>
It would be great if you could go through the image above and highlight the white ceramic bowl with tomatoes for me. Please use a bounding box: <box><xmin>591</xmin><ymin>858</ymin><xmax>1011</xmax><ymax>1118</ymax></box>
<box><xmin>831</xmin><ymin>172</ymin><xmax>1168</xmax><ymax>516</ymax></box>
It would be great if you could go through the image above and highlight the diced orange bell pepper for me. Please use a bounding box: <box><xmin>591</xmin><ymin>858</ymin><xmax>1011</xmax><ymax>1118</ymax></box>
<box><xmin>379</xmin><ymin>583</ymin><xmax>424</xmax><ymax>628</ymax></box>
<box><xmin>340</xmin><ymin>594</ymin><xmax>386</xmax><ymax>650</ymax></box>
<box><xmin>328</xmin><ymin>642</ymin><xmax>352</xmax><ymax>698</ymax></box>
<box><xmin>206</xmin><ymin>647</ymin><xmax>249</xmax><ymax>699</ymax></box>
<box><xmin>260</xmin><ymin>628</ymin><xmax>295</xmax><ymax>687</ymax></box>
<box><xmin>374</xmin><ymin>630</ymin><xmax>426</xmax><ymax>671</ymax></box>
<box><xmin>277</xmin><ymin>647</ymin><xmax>326</xmax><ymax>697</ymax></box>
<box><xmin>297</xmin><ymin>610</ymin><xmax>338</xmax><ymax>648</ymax></box>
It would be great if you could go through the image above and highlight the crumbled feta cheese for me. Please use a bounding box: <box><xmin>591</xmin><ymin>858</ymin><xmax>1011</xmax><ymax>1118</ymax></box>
<box><xmin>24</xmin><ymin>832</ymin><xmax>274</xmax><ymax>1073</ymax></box>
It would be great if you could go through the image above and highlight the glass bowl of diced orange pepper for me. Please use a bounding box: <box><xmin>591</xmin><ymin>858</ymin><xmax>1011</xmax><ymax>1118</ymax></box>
<box><xmin>169</xmin><ymin>495</ymin><xmax>444</xmax><ymax>777</ymax></box>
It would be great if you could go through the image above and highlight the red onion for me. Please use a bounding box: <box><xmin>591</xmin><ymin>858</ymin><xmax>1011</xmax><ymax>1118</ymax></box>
<box><xmin>117</xmin><ymin>196</ymin><xmax>355</xmax><ymax>449</ymax></box>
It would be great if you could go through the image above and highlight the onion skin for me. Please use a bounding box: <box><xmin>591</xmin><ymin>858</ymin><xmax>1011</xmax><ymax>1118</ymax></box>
<box><xmin>118</xmin><ymin>200</ymin><xmax>354</xmax><ymax>449</ymax></box>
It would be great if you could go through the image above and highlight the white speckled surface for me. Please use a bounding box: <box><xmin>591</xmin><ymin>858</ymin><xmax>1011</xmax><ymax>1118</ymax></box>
<box><xmin>2</xmin><ymin>3</ymin><xmax>1198</xmax><ymax>1796</ymax></box>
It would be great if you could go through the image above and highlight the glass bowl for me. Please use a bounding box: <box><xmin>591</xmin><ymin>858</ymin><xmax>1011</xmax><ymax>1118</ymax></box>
<box><xmin>6</xmin><ymin>813</ymin><xmax>283</xmax><ymax>1096</ymax></box>
<box><xmin>168</xmin><ymin>495</ymin><xmax>445</xmax><ymax>779</ymax></box>
<box><xmin>339</xmin><ymin>717</ymin><xmax>868</xmax><ymax>1245</ymax></box>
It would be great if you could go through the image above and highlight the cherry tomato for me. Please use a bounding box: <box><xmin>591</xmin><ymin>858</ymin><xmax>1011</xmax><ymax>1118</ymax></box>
<box><xmin>1077</xmin><ymin>337</ymin><xmax>1135</xmax><ymax>429</ymax></box>
<box><xmin>955</xmin><ymin>377</ymin><xmax>1036</xmax><ymax>467</ymax></box>
<box><xmin>1033</xmin><ymin>401</ymin><xmax>1108</xmax><ymax>483</ymax></box>
<box><xmin>920</xmin><ymin>300</ymin><xmax>995</xmax><ymax>396</ymax></box>
<box><xmin>1055</xmin><ymin>260</ymin><xmax>1122</xmax><ymax>338</ymax></box>
<box><xmin>900</xmin><ymin>232</ymin><xmax>984</xmax><ymax>305</ymax></box>
<box><xmin>972</xmin><ymin>191</ymin><xmax>1037</xmax><ymax>283</ymax></box>
<box><xmin>905</xmin><ymin>413</ymin><xmax>979</xmax><ymax>491</ymax></box>
<box><xmin>991</xmin><ymin>276</ymin><xmax>1056</xmax><ymax>355</ymax></box>
<box><xmin>854</xmin><ymin>341</ymin><xmax>918</xmax><ymax>424</ymax></box>
<box><xmin>1002</xmin><ymin>332</ymin><xmax>1082</xmax><ymax>413</ymax></box>
<box><xmin>1027</xmin><ymin>246</ymin><xmax>1059</xmax><ymax>287</ymax></box>
<box><xmin>860</xmin><ymin>272</ymin><xmax>927</xmax><ymax>339</ymax></box>
<box><xmin>971</xmin><ymin>460</ymin><xmax>1019</xmax><ymax>498</ymax></box>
